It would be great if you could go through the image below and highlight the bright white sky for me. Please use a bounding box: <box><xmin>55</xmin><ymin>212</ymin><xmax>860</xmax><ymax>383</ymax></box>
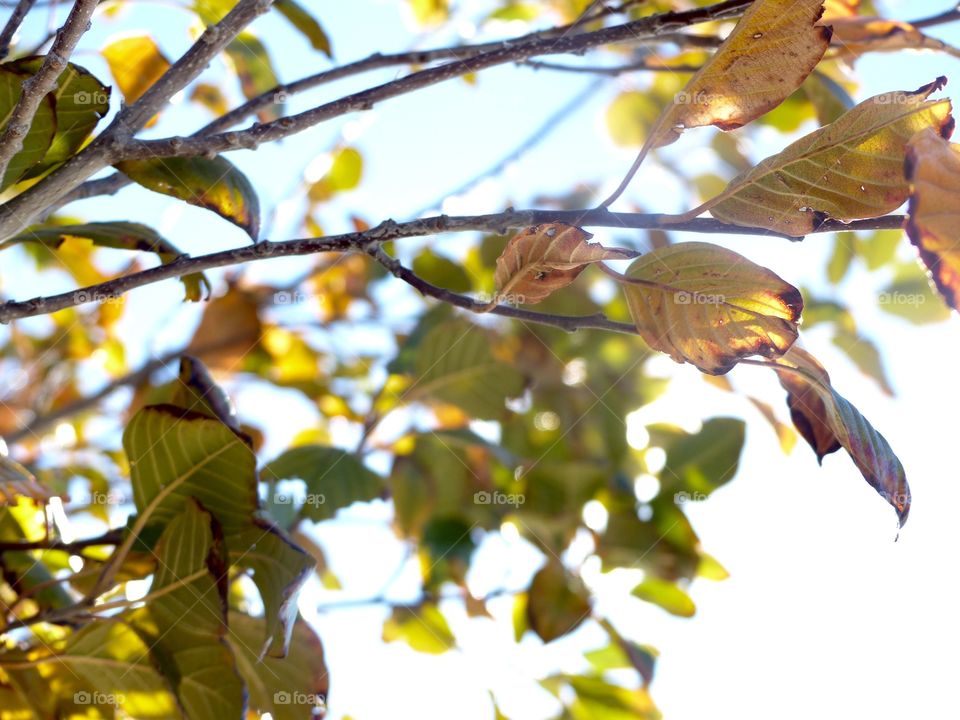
<box><xmin>6</xmin><ymin>1</ymin><xmax>960</xmax><ymax>718</ymax></box>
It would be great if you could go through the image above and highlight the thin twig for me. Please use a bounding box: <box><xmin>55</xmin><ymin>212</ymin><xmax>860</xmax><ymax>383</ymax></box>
<box><xmin>0</xmin><ymin>0</ymin><xmax>37</xmax><ymax>60</ymax></box>
<box><xmin>0</xmin><ymin>528</ymin><xmax>123</xmax><ymax>553</ymax></box>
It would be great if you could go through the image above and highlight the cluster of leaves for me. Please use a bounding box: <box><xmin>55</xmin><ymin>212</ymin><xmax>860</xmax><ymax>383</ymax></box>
<box><xmin>1</xmin><ymin>0</ymin><xmax>959</xmax><ymax>718</ymax></box>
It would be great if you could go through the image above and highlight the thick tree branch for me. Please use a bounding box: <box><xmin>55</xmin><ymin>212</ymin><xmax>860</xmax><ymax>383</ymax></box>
<box><xmin>0</xmin><ymin>208</ymin><xmax>907</xmax><ymax>325</ymax></box>
<box><xmin>0</xmin><ymin>0</ymin><xmax>97</xmax><ymax>182</ymax></box>
<box><xmin>0</xmin><ymin>0</ymin><xmax>37</xmax><ymax>60</ymax></box>
<box><xmin>0</xmin><ymin>0</ymin><xmax>274</xmax><ymax>241</ymax></box>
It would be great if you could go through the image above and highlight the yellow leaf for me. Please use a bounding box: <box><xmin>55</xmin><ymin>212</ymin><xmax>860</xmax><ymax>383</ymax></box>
<box><xmin>102</xmin><ymin>35</ymin><xmax>170</xmax><ymax>127</ymax></box>
<box><xmin>687</xmin><ymin>77</ymin><xmax>952</xmax><ymax>235</ymax></box>
<box><xmin>618</xmin><ymin>242</ymin><xmax>802</xmax><ymax>375</ymax></box>
<box><xmin>493</xmin><ymin>224</ymin><xmax>637</xmax><ymax>305</ymax></box>
<box><xmin>904</xmin><ymin>126</ymin><xmax>960</xmax><ymax>311</ymax></box>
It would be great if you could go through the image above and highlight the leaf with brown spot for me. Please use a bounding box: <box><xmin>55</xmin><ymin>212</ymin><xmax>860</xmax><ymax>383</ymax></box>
<box><xmin>115</xmin><ymin>155</ymin><xmax>261</xmax><ymax>240</ymax></box>
<box><xmin>492</xmin><ymin>224</ymin><xmax>636</xmax><ymax>305</ymax></box>
<box><xmin>683</xmin><ymin>78</ymin><xmax>953</xmax><ymax>236</ymax></box>
<box><xmin>774</xmin><ymin>346</ymin><xmax>910</xmax><ymax>526</ymax></box>
<box><xmin>616</xmin><ymin>242</ymin><xmax>802</xmax><ymax>375</ymax></box>
<box><xmin>904</xmin><ymin>127</ymin><xmax>960</xmax><ymax>310</ymax></box>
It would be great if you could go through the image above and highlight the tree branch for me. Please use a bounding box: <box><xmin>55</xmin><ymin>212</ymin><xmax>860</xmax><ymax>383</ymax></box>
<box><xmin>0</xmin><ymin>209</ymin><xmax>907</xmax><ymax>324</ymax></box>
<box><xmin>0</xmin><ymin>0</ymin><xmax>37</xmax><ymax>60</ymax></box>
<box><xmin>0</xmin><ymin>0</ymin><xmax>97</xmax><ymax>182</ymax></box>
<box><xmin>0</xmin><ymin>528</ymin><xmax>123</xmax><ymax>553</ymax></box>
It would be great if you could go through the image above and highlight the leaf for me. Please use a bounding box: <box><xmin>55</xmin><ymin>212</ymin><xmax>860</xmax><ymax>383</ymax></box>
<box><xmin>124</xmin><ymin>405</ymin><xmax>313</xmax><ymax>656</ymax></box>
<box><xmin>632</xmin><ymin>577</ymin><xmax>696</xmax><ymax>617</ymax></box>
<box><xmin>101</xmin><ymin>35</ymin><xmax>170</xmax><ymax>127</ymax></box>
<box><xmin>225</xmin><ymin>32</ymin><xmax>282</xmax><ymax>123</ymax></box>
<box><xmin>605</xmin><ymin>91</ymin><xmax>661</xmax><ymax>147</ymax></box>
<box><xmin>2</xmin><ymin>221</ymin><xmax>210</xmax><ymax>300</ymax></box>
<box><xmin>0</xmin><ymin>66</ymin><xmax>55</xmax><ymax>188</ymax></box>
<box><xmin>186</xmin><ymin>288</ymin><xmax>263</xmax><ymax>369</ymax></box>
<box><xmin>773</xmin><ymin>346</ymin><xmax>910</xmax><ymax>526</ymax></box>
<box><xmin>383</xmin><ymin>603</ymin><xmax>456</xmax><ymax>653</ymax></box>
<box><xmin>618</xmin><ymin>242</ymin><xmax>802</xmax><ymax>374</ymax></box>
<box><xmin>131</xmin><ymin>500</ymin><xmax>244</xmax><ymax>719</ymax></box>
<box><xmin>403</xmin><ymin>318</ymin><xmax>526</xmax><ymax>419</ymax></box>
<box><xmin>307</xmin><ymin>146</ymin><xmax>363</xmax><ymax>202</ymax></box>
<box><xmin>696</xmin><ymin>78</ymin><xmax>953</xmax><ymax>236</ymax></box>
<box><xmin>526</xmin><ymin>561</ymin><xmax>591</xmax><ymax>643</ymax></box>
<box><xmin>7</xmin><ymin>58</ymin><xmax>110</xmax><ymax>172</ymax></box>
<box><xmin>413</xmin><ymin>248</ymin><xmax>472</xmax><ymax>293</ymax></box>
<box><xmin>878</xmin><ymin>262</ymin><xmax>951</xmax><ymax>324</ymax></box>
<box><xmin>274</xmin><ymin>0</ymin><xmax>332</xmax><ymax>56</ymax></box>
<box><xmin>830</xmin><ymin>16</ymin><xmax>960</xmax><ymax>62</ymax></box>
<box><xmin>493</xmin><ymin>224</ymin><xmax>636</xmax><ymax>305</ymax></box>
<box><xmin>0</xmin><ymin>455</ymin><xmax>53</xmax><ymax>505</ymax></box>
<box><xmin>190</xmin><ymin>82</ymin><xmax>229</xmax><ymax>116</ymax></box>
<box><xmin>116</xmin><ymin>156</ymin><xmax>261</xmax><ymax>239</ymax></box>
<box><xmin>659</xmin><ymin>418</ymin><xmax>745</xmax><ymax>496</ymax></box>
<box><xmin>227</xmin><ymin>613</ymin><xmax>329</xmax><ymax>720</ymax></box>
<box><xmin>904</xmin><ymin>127</ymin><xmax>960</xmax><ymax>310</ymax></box>
<box><xmin>261</xmin><ymin>444</ymin><xmax>382</xmax><ymax>522</ymax></box>
<box><xmin>637</xmin><ymin>0</ymin><xmax>830</xmax><ymax>154</ymax></box>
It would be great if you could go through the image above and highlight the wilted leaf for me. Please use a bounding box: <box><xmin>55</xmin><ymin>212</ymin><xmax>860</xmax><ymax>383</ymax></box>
<box><xmin>904</xmin><ymin>127</ymin><xmax>960</xmax><ymax>310</ymax></box>
<box><xmin>618</xmin><ymin>242</ymin><xmax>802</xmax><ymax>374</ymax></box>
<box><xmin>7</xmin><ymin>58</ymin><xmax>110</xmax><ymax>172</ymax></box>
<box><xmin>527</xmin><ymin>560</ymin><xmax>591</xmax><ymax>642</ymax></box>
<box><xmin>2</xmin><ymin>221</ymin><xmax>210</xmax><ymax>300</ymax></box>
<box><xmin>632</xmin><ymin>577</ymin><xmax>696</xmax><ymax>617</ymax></box>
<box><xmin>115</xmin><ymin>155</ymin><xmax>261</xmax><ymax>239</ymax></box>
<box><xmin>493</xmin><ymin>224</ymin><xmax>636</xmax><ymax>306</ymax></box>
<box><xmin>227</xmin><ymin>613</ymin><xmax>329</xmax><ymax>720</ymax></box>
<box><xmin>774</xmin><ymin>346</ymin><xmax>910</xmax><ymax>525</ymax></box>
<box><xmin>274</xmin><ymin>0</ymin><xmax>332</xmax><ymax>56</ymax></box>
<box><xmin>830</xmin><ymin>16</ymin><xmax>960</xmax><ymax>62</ymax></box>
<box><xmin>0</xmin><ymin>67</ymin><xmax>55</xmax><ymax>188</ymax></box>
<box><xmin>694</xmin><ymin>78</ymin><xmax>953</xmax><ymax>235</ymax></box>
<box><xmin>262</xmin><ymin>445</ymin><xmax>382</xmax><ymax>522</ymax></box>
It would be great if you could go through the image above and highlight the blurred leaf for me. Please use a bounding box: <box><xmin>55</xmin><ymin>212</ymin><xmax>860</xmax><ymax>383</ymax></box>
<box><xmin>190</xmin><ymin>82</ymin><xmax>229</xmax><ymax>116</ymax></box>
<box><xmin>308</xmin><ymin>147</ymin><xmax>363</xmax><ymax>202</ymax></box>
<box><xmin>605</xmin><ymin>91</ymin><xmax>660</xmax><ymax>147</ymax></box>
<box><xmin>274</xmin><ymin>0</ymin><xmax>332</xmax><ymax>56</ymax></box>
<box><xmin>226</xmin><ymin>32</ymin><xmax>282</xmax><ymax>123</ymax></box>
<box><xmin>879</xmin><ymin>262</ymin><xmax>951</xmax><ymax>324</ymax></box>
<box><xmin>527</xmin><ymin>560</ymin><xmax>591</xmax><ymax>643</ymax></box>
<box><xmin>659</xmin><ymin>418</ymin><xmax>744</xmax><ymax>496</ymax></box>
<box><xmin>413</xmin><ymin>248</ymin><xmax>472</xmax><ymax>293</ymax></box>
<box><xmin>383</xmin><ymin>603</ymin><xmax>456</xmax><ymax>653</ymax></box>
<box><xmin>409</xmin><ymin>0</ymin><xmax>449</xmax><ymax>25</ymax></box>
<box><xmin>186</xmin><ymin>288</ymin><xmax>263</xmax><ymax>369</ymax></box>
<box><xmin>632</xmin><ymin>577</ymin><xmax>695</xmax><ymax>617</ymax></box>
<box><xmin>116</xmin><ymin>155</ymin><xmax>261</xmax><ymax>239</ymax></box>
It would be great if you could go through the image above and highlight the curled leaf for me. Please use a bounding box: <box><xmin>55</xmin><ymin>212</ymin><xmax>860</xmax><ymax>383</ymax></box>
<box><xmin>774</xmin><ymin>346</ymin><xmax>910</xmax><ymax>526</ymax></box>
<box><xmin>493</xmin><ymin>224</ymin><xmax>636</xmax><ymax>306</ymax></box>
<box><xmin>692</xmin><ymin>77</ymin><xmax>953</xmax><ymax>235</ymax></box>
<box><xmin>904</xmin><ymin>127</ymin><xmax>960</xmax><ymax>310</ymax></box>
<box><xmin>116</xmin><ymin>155</ymin><xmax>261</xmax><ymax>239</ymax></box>
<box><xmin>617</xmin><ymin>242</ymin><xmax>802</xmax><ymax>374</ymax></box>
<box><xmin>830</xmin><ymin>17</ymin><xmax>960</xmax><ymax>62</ymax></box>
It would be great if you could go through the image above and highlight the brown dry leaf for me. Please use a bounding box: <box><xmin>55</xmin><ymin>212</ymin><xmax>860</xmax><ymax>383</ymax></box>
<box><xmin>492</xmin><ymin>224</ymin><xmax>636</xmax><ymax>306</ymax></box>
<box><xmin>617</xmin><ymin>242</ymin><xmax>802</xmax><ymax>375</ymax></box>
<box><xmin>830</xmin><ymin>17</ymin><xmax>960</xmax><ymax>62</ymax></box>
<box><xmin>774</xmin><ymin>346</ymin><xmax>910</xmax><ymax>526</ymax></box>
<box><xmin>186</xmin><ymin>289</ymin><xmax>263</xmax><ymax>371</ymax></box>
<box><xmin>904</xmin><ymin>127</ymin><xmax>960</xmax><ymax>310</ymax></box>
<box><xmin>686</xmin><ymin>77</ymin><xmax>953</xmax><ymax>236</ymax></box>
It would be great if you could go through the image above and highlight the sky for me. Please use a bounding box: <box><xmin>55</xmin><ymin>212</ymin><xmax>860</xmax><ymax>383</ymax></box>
<box><xmin>5</xmin><ymin>0</ymin><xmax>960</xmax><ymax>718</ymax></box>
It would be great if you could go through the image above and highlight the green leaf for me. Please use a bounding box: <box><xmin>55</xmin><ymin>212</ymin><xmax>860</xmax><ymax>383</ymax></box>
<box><xmin>2</xmin><ymin>221</ymin><xmax>210</xmax><ymax>300</ymax></box>
<box><xmin>124</xmin><ymin>405</ymin><xmax>312</xmax><ymax>656</ymax></box>
<box><xmin>116</xmin><ymin>156</ymin><xmax>261</xmax><ymax>240</ymax></box>
<box><xmin>564</xmin><ymin>675</ymin><xmax>660</xmax><ymax>720</ymax></box>
<box><xmin>879</xmin><ymin>262</ymin><xmax>951</xmax><ymax>324</ymax></box>
<box><xmin>413</xmin><ymin>248</ymin><xmax>472</xmax><ymax>293</ymax></box>
<box><xmin>262</xmin><ymin>444</ymin><xmax>383</xmax><ymax>522</ymax></box>
<box><xmin>403</xmin><ymin>318</ymin><xmax>525</xmax><ymax>419</ymax></box>
<box><xmin>7</xmin><ymin>58</ymin><xmax>109</xmax><ymax>173</ymax></box>
<box><xmin>383</xmin><ymin>603</ymin><xmax>456</xmax><ymax>653</ymax></box>
<box><xmin>526</xmin><ymin>561</ymin><xmax>591</xmax><ymax>643</ymax></box>
<box><xmin>274</xmin><ymin>0</ymin><xmax>332</xmax><ymax>56</ymax></box>
<box><xmin>0</xmin><ymin>66</ymin><xmax>55</xmax><ymax>188</ymax></box>
<box><xmin>131</xmin><ymin>500</ymin><xmax>244</xmax><ymax>719</ymax></box>
<box><xmin>827</xmin><ymin>233</ymin><xmax>855</xmax><ymax>283</ymax></box>
<box><xmin>227</xmin><ymin>613</ymin><xmax>329</xmax><ymax>720</ymax></box>
<box><xmin>659</xmin><ymin>417</ymin><xmax>745</xmax><ymax>496</ymax></box>
<box><xmin>599</xmin><ymin>503</ymin><xmax>701</xmax><ymax>581</ymax></box>
<box><xmin>308</xmin><ymin>147</ymin><xmax>363</xmax><ymax>202</ymax></box>
<box><xmin>632</xmin><ymin>577</ymin><xmax>696</xmax><ymax>617</ymax></box>
<box><xmin>226</xmin><ymin>32</ymin><xmax>282</xmax><ymax>123</ymax></box>
<box><xmin>605</xmin><ymin>91</ymin><xmax>660</xmax><ymax>147</ymax></box>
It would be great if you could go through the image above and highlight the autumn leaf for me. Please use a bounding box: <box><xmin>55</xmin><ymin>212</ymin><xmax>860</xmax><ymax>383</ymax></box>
<box><xmin>904</xmin><ymin>127</ymin><xmax>960</xmax><ymax>310</ymax></box>
<box><xmin>602</xmin><ymin>0</ymin><xmax>831</xmax><ymax>204</ymax></box>
<box><xmin>115</xmin><ymin>155</ymin><xmax>261</xmax><ymax>239</ymax></box>
<box><xmin>830</xmin><ymin>17</ymin><xmax>960</xmax><ymax>62</ymax></box>
<box><xmin>102</xmin><ymin>35</ymin><xmax>170</xmax><ymax>127</ymax></box>
<box><xmin>527</xmin><ymin>561</ymin><xmax>591</xmax><ymax>642</ymax></box>
<box><xmin>773</xmin><ymin>346</ymin><xmax>910</xmax><ymax>526</ymax></box>
<box><xmin>682</xmin><ymin>77</ymin><xmax>952</xmax><ymax>235</ymax></box>
<box><xmin>616</xmin><ymin>242</ymin><xmax>802</xmax><ymax>374</ymax></box>
<box><xmin>492</xmin><ymin>224</ymin><xmax>636</xmax><ymax>306</ymax></box>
